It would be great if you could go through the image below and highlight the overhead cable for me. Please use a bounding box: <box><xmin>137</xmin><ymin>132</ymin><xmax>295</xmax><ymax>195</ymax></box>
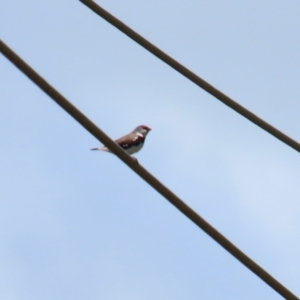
<box><xmin>79</xmin><ymin>0</ymin><xmax>300</xmax><ymax>154</ymax></box>
<box><xmin>1</xmin><ymin>40</ymin><xmax>298</xmax><ymax>300</ymax></box>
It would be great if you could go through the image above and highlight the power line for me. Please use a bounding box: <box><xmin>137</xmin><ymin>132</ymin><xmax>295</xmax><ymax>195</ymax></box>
<box><xmin>1</xmin><ymin>40</ymin><xmax>298</xmax><ymax>300</ymax></box>
<box><xmin>79</xmin><ymin>0</ymin><xmax>300</xmax><ymax>154</ymax></box>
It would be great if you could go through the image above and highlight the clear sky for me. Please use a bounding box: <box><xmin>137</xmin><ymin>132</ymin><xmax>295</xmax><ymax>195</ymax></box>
<box><xmin>1</xmin><ymin>1</ymin><xmax>300</xmax><ymax>299</ymax></box>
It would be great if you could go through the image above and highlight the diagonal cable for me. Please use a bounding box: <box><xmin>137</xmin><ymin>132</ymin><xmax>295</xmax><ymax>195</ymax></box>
<box><xmin>79</xmin><ymin>0</ymin><xmax>300</xmax><ymax>153</ymax></box>
<box><xmin>1</xmin><ymin>40</ymin><xmax>298</xmax><ymax>300</ymax></box>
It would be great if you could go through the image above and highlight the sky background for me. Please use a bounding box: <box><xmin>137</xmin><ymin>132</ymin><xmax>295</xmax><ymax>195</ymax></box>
<box><xmin>1</xmin><ymin>1</ymin><xmax>300</xmax><ymax>299</ymax></box>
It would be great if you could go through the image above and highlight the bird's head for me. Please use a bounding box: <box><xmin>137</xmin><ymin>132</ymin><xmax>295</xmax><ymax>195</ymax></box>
<box><xmin>134</xmin><ymin>125</ymin><xmax>152</xmax><ymax>137</ymax></box>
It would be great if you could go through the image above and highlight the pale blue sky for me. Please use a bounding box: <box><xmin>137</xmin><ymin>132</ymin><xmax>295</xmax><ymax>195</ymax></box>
<box><xmin>1</xmin><ymin>1</ymin><xmax>300</xmax><ymax>299</ymax></box>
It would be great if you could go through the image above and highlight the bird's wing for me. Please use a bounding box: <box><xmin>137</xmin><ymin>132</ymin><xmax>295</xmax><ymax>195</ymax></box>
<box><xmin>116</xmin><ymin>133</ymin><xmax>144</xmax><ymax>150</ymax></box>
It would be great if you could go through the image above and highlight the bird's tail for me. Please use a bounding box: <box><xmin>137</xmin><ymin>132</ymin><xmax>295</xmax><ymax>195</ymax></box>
<box><xmin>90</xmin><ymin>146</ymin><xmax>109</xmax><ymax>151</ymax></box>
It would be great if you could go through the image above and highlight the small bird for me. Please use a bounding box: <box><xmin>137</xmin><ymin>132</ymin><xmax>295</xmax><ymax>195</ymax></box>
<box><xmin>91</xmin><ymin>125</ymin><xmax>151</xmax><ymax>156</ymax></box>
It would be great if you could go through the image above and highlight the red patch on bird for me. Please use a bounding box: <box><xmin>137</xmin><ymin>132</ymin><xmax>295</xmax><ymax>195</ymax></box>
<box><xmin>141</xmin><ymin>125</ymin><xmax>151</xmax><ymax>131</ymax></box>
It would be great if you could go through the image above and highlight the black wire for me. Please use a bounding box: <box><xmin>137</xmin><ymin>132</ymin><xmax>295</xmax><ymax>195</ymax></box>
<box><xmin>79</xmin><ymin>0</ymin><xmax>300</xmax><ymax>154</ymax></box>
<box><xmin>1</xmin><ymin>40</ymin><xmax>298</xmax><ymax>300</ymax></box>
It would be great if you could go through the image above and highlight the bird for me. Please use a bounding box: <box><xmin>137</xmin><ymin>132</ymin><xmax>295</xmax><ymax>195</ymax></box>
<box><xmin>91</xmin><ymin>125</ymin><xmax>151</xmax><ymax>156</ymax></box>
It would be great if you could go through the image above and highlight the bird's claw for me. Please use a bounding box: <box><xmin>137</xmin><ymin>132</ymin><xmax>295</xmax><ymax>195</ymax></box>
<box><xmin>132</xmin><ymin>157</ymin><xmax>139</xmax><ymax>164</ymax></box>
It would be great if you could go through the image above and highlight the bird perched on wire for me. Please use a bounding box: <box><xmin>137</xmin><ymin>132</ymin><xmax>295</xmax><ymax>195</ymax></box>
<box><xmin>91</xmin><ymin>125</ymin><xmax>151</xmax><ymax>156</ymax></box>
